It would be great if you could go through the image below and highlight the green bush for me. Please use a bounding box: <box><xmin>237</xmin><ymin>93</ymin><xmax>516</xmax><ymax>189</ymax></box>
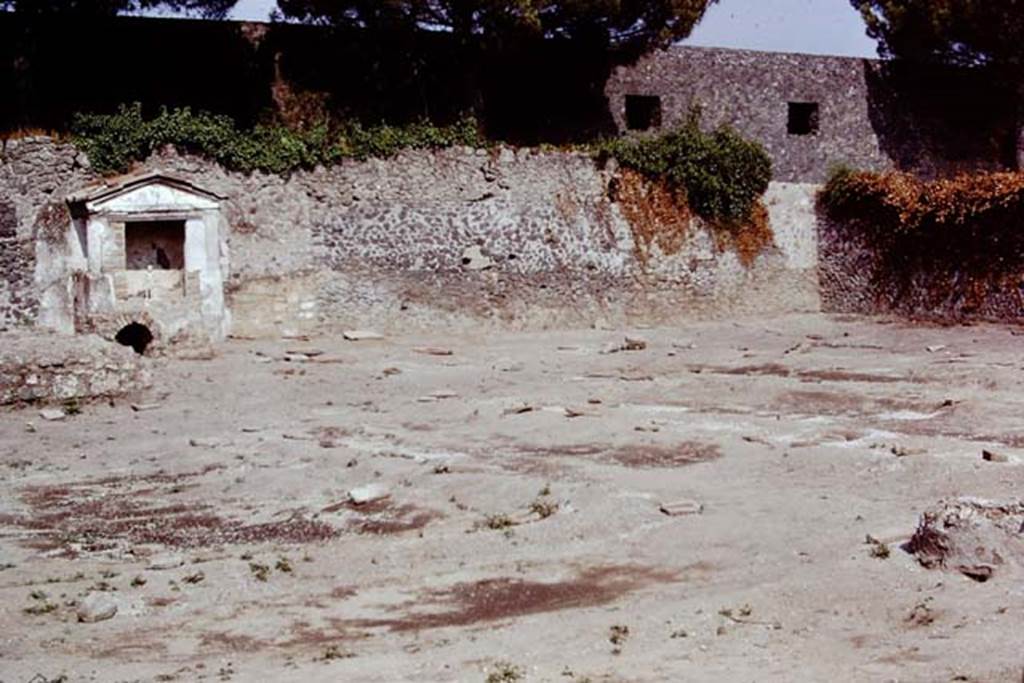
<box><xmin>597</xmin><ymin>111</ymin><xmax>772</xmax><ymax>224</ymax></box>
<box><xmin>71</xmin><ymin>103</ymin><xmax>484</xmax><ymax>175</ymax></box>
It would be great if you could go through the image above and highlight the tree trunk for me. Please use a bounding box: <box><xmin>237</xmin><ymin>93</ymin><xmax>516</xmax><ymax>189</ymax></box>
<box><xmin>1017</xmin><ymin>84</ymin><xmax>1024</xmax><ymax>170</ymax></box>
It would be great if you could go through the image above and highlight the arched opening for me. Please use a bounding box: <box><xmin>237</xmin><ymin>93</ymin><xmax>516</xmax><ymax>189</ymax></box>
<box><xmin>115</xmin><ymin>322</ymin><xmax>153</xmax><ymax>355</ymax></box>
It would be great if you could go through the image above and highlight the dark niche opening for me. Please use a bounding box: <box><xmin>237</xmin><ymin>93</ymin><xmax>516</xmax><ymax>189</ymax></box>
<box><xmin>625</xmin><ymin>94</ymin><xmax>662</xmax><ymax>131</ymax></box>
<box><xmin>788</xmin><ymin>102</ymin><xmax>820</xmax><ymax>135</ymax></box>
<box><xmin>125</xmin><ymin>220</ymin><xmax>186</xmax><ymax>270</ymax></box>
<box><xmin>115</xmin><ymin>322</ymin><xmax>154</xmax><ymax>355</ymax></box>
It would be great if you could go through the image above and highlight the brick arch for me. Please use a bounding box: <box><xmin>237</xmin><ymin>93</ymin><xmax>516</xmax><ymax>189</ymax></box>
<box><xmin>99</xmin><ymin>311</ymin><xmax>161</xmax><ymax>343</ymax></box>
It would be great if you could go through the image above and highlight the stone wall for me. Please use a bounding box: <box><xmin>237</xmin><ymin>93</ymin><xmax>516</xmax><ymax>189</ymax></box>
<box><xmin>606</xmin><ymin>46</ymin><xmax>1017</xmax><ymax>183</ymax></box>
<box><xmin>0</xmin><ymin>136</ymin><xmax>821</xmax><ymax>338</ymax></box>
<box><xmin>0</xmin><ymin>332</ymin><xmax>151</xmax><ymax>405</ymax></box>
<box><xmin>819</xmin><ymin>215</ymin><xmax>1024</xmax><ymax>322</ymax></box>
<box><xmin>0</xmin><ymin>138</ymin><xmax>91</xmax><ymax>331</ymax></box>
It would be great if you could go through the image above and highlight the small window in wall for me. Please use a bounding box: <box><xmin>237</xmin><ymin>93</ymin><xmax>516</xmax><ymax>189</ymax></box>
<box><xmin>125</xmin><ymin>220</ymin><xmax>186</xmax><ymax>270</ymax></box>
<box><xmin>788</xmin><ymin>102</ymin><xmax>820</xmax><ymax>135</ymax></box>
<box><xmin>625</xmin><ymin>95</ymin><xmax>663</xmax><ymax>131</ymax></box>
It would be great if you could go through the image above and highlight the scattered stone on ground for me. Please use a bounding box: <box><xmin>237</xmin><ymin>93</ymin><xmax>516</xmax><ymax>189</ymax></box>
<box><xmin>907</xmin><ymin>498</ymin><xmax>1024</xmax><ymax>582</ymax></box>
<box><xmin>982</xmin><ymin>449</ymin><xmax>1009</xmax><ymax>463</ymax></box>
<box><xmin>3</xmin><ymin>316</ymin><xmax>1024</xmax><ymax>682</ymax></box>
<box><xmin>342</xmin><ymin>330</ymin><xmax>385</xmax><ymax>341</ymax></box>
<box><xmin>413</xmin><ymin>347</ymin><xmax>454</xmax><ymax>356</ymax></box>
<box><xmin>659</xmin><ymin>500</ymin><xmax>704</xmax><ymax>516</ymax></box>
<box><xmin>76</xmin><ymin>593</ymin><xmax>117</xmax><ymax>623</ymax></box>
<box><xmin>348</xmin><ymin>484</ymin><xmax>390</xmax><ymax>505</ymax></box>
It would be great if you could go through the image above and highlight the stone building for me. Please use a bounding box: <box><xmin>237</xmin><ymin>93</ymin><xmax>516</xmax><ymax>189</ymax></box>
<box><xmin>605</xmin><ymin>46</ymin><xmax>1018</xmax><ymax>182</ymax></box>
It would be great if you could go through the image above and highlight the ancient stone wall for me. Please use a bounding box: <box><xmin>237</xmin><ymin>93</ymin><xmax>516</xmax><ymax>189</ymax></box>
<box><xmin>0</xmin><ymin>332</ymin><xmax>151</xmax><ymax>405</ymax></box>
<box><xmin>0</xmin><ymin>137</ymin><xmax>821</xmax><ymax>337</ymax></box>
<box><xmin>606</xmin><ymin>46</ymin><xmax>1017</xmax><ymax>183</ymax></box>
<box><xmin>0</xmin><ymin>137</ymin><xmax>92</xmax><ymax>330</ymax></box>
<box><xmin>818</xmin><ymin>215</ymin><xmax>1024</xmax><ymax>322</ymax></box>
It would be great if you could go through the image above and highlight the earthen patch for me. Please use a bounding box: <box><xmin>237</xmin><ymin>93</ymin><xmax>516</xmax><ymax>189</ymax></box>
<box><xmin>605</xmin><ymin>442</ymin><xmax>722</xmax><ymax>468</ymax></box>
<box><xmin>347</xmin><ymin>564</ymin><xmax>683</xmax><ymax>632</ymax></box>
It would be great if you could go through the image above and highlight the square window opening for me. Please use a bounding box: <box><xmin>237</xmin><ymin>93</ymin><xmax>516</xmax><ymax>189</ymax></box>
<box><xmin>125</xmin><ymin>220</ymin><xmax>186</xmax><ymax>270</ymax></box>
<box><xmin>788</xmin><ymin>102</ymin><xmax>820</xmax><ymax>135</ymax></box>
<box><xmin>626</xmin><ymin>94</ymin><xmax>663</xmax><ymax>131</ymax></box>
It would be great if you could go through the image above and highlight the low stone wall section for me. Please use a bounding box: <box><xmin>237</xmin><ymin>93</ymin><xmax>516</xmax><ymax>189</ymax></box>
<box><xmin>0</xmin><ymin>332</ymin><xmax>152</xmax><ymax>405</ymax></box>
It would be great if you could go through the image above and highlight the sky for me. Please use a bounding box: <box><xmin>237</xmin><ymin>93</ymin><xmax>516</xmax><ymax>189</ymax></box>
<box><xmin>226</xmin><ymin>0</ymin><xmax>880</xmax><ymax>59</ymax></box>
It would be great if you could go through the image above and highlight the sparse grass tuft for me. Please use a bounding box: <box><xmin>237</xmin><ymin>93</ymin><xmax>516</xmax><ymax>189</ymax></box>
<box><xmin>485</xmin><ymin>661</ymin><xmax>524</xmax><ymax>683</ymax></box>
<box><xmin>529</xmin><ymin>498</ymin><xmax>559</xmax><ymax>519</ymax></box>
<box><xmin>249</xmin><ymin>562</ymin><xmax>270</xmax><ymax>582</ymax></box>
<box><xmin>317</xmin><ymin>644</ymin><xmax>355</xmax><ymax>662</ymax></box>
<box><xmin>484</xmin><ymin>513</ymin><xmax>517</xmax><ymax>531</ymax></box>
<box><xmin>24</xmin><ymin>592</ymin><xmax>58</xmax><ymax>616</ymax></box>
<box><xmin>609</xmin><ymin>624</ymin><xmax>630</xmax><ymax>654</ymax></box>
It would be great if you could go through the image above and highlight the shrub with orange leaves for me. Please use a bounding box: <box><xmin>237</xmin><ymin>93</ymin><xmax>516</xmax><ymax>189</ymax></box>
<box><xmin>821</xmin><ymin>167</ymin><xmax>1024</xmax><ymax>241</ymax></box>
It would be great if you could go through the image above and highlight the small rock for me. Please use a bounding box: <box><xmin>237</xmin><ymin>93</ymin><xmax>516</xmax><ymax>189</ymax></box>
<box><xmin>39</xmin><ymin>408</ymin><xmax>66</xmax><ymax>422</ymax></box>
<box><xmin>348</xmin><ymin>484</ymin><xmax>390</xmax><ymax>505</ymax></box>
<box><xmin>982</xmin><ymin>449</ymin><xmax>1010</xmax><ymax>463</ymax></box>
<box><xmin>188</xmin><ymin>437</ymin><xmax>226</xmax><ymax>448</ymax></box>
<box><xmin>428</xmin><ymin>390</ymin><xmax>458</xmax><ymax>400</ymax></box>
<box><xmin>310</xmin><ymin>354</ymin><xmax>346</xmax><ymax>364</ymax></box>
<box><xmin>413</xmin><ymin>346</ymin><xmax>453</xmax><ymax>356</ymax></box>
<box><xmin>147</xmin><ymin>554</ymin><xmax>185</xmax><ymax>571</ymax></box>
<box><xmin>343</xmin><ymin>330</ymin><xmax>385</xmax><ymax>341</ymax></box>
<box><xmin>130</xmin><ymin>403</ymin><xmax>161</xmax><ymax>412</ymax></box>
<box><xmin>601</xmin><ymin>336</ymin><xmax>647</xmax><ymax>354</ymax></box>
<box><xmin>660</xmin><ymin>500</ymin><xmax>704</xmax><ymax>516</ymax></box>
<box><xmin>907</xmin><ymin>498</ymin><xmax>1024</xmax><ymax>581</ymax></box>
<box><xmin>926</xmin><ymin>344</ymin><xmax>948</xmax><ymax>353</ymax></box>
<box><xmin>77</xmin><ymin>593</ymin><xmax>117</xmax><ymax>623</ymax></box>
<box><xmin>286</xmin><ymin>348</ymin><xmax>324</xmax><ymax>357</ymax></box>
<box><xmin>502</xmin><ymin>402</ymin><xmax>535</xmax><ymax>416</ymax></box>
<box><xmin>623</xmin><ymin>336</ymin><xmax>647</xmax><ymax>351</ymax></box>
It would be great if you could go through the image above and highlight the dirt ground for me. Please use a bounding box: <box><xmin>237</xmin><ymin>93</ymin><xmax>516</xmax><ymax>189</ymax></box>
<box><xmin>2</xmin><ymin>313</ymin><xmax>1023</xmax><ymax>683</ymax></box>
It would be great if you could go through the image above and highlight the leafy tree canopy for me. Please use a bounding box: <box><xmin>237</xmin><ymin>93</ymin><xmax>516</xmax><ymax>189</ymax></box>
<box><xmin>0</xmin><ymin>0</ymin><xmax>236</xmax><ymax>19</ymax></box>
<box><xmin>275</xmin><ymin>0</ymin><xmax>718</xmax><ymax>51</ymax></box>
<box><xmin>851</xmin><ymin>0</ymin><xmax>1024</xmax><ymax>69</ymax></box>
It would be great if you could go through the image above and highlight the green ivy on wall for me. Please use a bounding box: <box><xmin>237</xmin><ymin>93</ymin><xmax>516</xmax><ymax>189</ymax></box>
<box><xmin>71</xmin><ymin>103</ymin><xmax>485</xmax><ymax>175</ymax></box>
<box><xmin>596</xmin><ymin>110</ymin><xmax>772</xmax><ymax>225</ymax></box>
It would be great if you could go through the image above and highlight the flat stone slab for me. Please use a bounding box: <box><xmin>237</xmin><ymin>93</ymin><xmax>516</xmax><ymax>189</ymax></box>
<box><xmin>343</xmin><ymin>330</ymin><xmax>385</xmax><ymax>341</ymax></box>
<box><xmin>659</xmin><ymin>500</ymin><xmax>704</xmax><ymax>516</ymax></box>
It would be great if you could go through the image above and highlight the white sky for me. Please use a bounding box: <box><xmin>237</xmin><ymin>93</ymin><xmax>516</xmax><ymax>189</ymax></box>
<box><xmin>227</xmin><ymin>0</ymin><xmax>879</xmax><ymax>58</ymax></box>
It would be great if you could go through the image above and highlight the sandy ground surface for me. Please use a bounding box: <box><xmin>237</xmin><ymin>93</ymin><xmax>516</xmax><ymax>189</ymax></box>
<box><xmin>1</xmin><ymin>313</ymin><xmax>1023</xmax><ymax>683</ymax></box>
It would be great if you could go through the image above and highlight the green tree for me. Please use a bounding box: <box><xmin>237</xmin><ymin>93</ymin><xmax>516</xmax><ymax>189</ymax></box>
<box><xmin>276</xmin><ymin>0</ymin><xmax>718</xmax><ymax>52</ymax></box>
<box><xmin>0</xmin><ymin>0</ymin><xmax>236</xmax><ymax>18</ymax></box>
<box><xmin>852</xmin><ymin>1</ymin><xmax>1024</xmax><ymax>167</ymax></box>
<box><xmin>850</xmin><ymin>1</ymin><xmax>1024</xmax><ymax>69</ymax></box>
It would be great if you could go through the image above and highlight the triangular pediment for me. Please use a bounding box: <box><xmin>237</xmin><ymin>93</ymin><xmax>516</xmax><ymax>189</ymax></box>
<box><xmin>68</xmin><ymin>172</ymin><xmax>224</xmax><ymax>215</ymax></box>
